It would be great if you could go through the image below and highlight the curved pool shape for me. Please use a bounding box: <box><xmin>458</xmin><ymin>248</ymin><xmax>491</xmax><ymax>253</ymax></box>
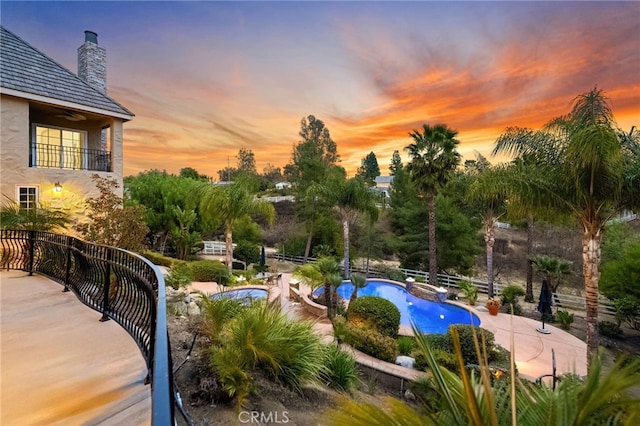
<box><xmin>211</xmin><ymin>288</ymin><xmax>268</xmax><ymax>304</ymax></box>
<box><xmin>316</xmin><ymin>280</ymin><xmax>480</xmax><ymax>334</ymax></box>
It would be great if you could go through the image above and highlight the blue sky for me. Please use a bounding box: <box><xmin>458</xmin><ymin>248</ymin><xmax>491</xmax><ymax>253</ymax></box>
<box><xmin>2</xmin><ymin>1</ymin><xmax>639</xmax><ymax>178</ymax></box>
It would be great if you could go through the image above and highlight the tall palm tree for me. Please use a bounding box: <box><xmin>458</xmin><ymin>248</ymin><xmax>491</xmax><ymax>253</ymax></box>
<box><xmin>493</xmin><ymin>87</ymin><xmax>640</xmax><ymax>367</ymax></box>
<box><xmin>466</xmin><ymin>166</ymin><xmax>510</xmax><ymax>298</ymax></box>
<box><xmin>317</xmin><ymin>176</ymin><xmax>378</xmax><ymax>279</ymax></box>
<box><xmin>405</xmin><ymin>124</ymin><xmax>461</xmax><ymax>286</ymax></box>
<box><xmin>200</xmin><ymin>178</ymin><xmax>275</xmax><ymax>272</ymax></box>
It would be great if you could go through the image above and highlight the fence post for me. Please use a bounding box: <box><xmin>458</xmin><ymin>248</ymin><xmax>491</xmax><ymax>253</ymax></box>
<box><xmin>63</xmin><ymin>236</ymin><xmax>73</xmax><ymax>292</ymax></box>
<box><xmin>27</xmin><ymin>230</ymin><xmax>35</xmax><ymax>275</ymax></box>
<box><xmin>100</xmin><ymin>247</ymin><xmax>112</xmax><ymax>322</ymax></box>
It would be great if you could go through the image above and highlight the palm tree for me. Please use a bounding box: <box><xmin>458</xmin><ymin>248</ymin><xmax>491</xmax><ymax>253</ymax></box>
<box><xmin>530</xmin><ymin>254</ymin><xmax>572</xmax><ymax>293</ymax></box>
<box><xmin>405</xmin><ymin>124</ymin><xmax>461</xmax><ymax>286</ymax></box>
<box><xmin>294</xmin><ymin>256</ymin><xmax>342</xmax><ymax>317</ymax></box>
<box><xmin>319</xmin><ymin>176</ymin><xmax>378</xmax><ymax>279</ymax></box>
<box><xmin>493</xmin><ymin>87</ymin><xmax>640</xmax><ymax>367</ymax></box>
<box><xmin>349</xmin><ymin>272</ymin><xmax>367</xmax><ymax>304</ymax></box>
<box><xmin>0</xmin><ymin>197</ymin><xmax>70</xmax><ymax>231</ymax></box>
<box><xmin>465</xmin><ymin>166</ymin><xmax>510</xmax><ymax>298</ymax></box>
<box><xmin>200</xmin><ymin>178</ymin><xmax>275</xmax><ymax>273</ymax></box>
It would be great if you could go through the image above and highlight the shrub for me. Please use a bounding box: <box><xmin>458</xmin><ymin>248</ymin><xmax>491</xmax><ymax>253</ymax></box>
<box><xmin>413</xmin><ymin>348</ymin><xmax>459</xmax><ymax>373</ymax></box>
<box><xmin>613</xmin><ymin>296</ymin><xmax>640</xmax><ymax>331</ymax></box>
<box><xmin>233</xmin><ymin>241</ymin><xmax>260</xmax><ymax>266</ymax></box>
<box><xmin>347</xmin><ymin>296</ymin><xmax>401</xmax><ymax>338</ymax></box>
<box><xmin>320</xmin><ymin>344</ymin><xmax>359</xmax><ymax>392</ymax></box>
<box><xmin>556</xmin><ymin>310</ymin><xmax>575</xmax><ymax>330</ymax></box>
<box><xmin>344</xmin><ymin>326</ymin><xmax>398</xmax><ymax>363</ymax></box>
<box><xmin>332</xmin><ymin>315</ymin><xmax>350</xmax><ymax>345</ymax></box>
<box><xmin>144</xmin><ymin>251</ymin><xmax>177</xmax><ymax>267</ymax></box>
<box><xmin>189</xmin><ymin>260</ymin><xmax>230</xmax><ymax>284</ymax></box>
<box><xmin>397</xmin><ymin>336</ymin><xmax>416</xmax><ymax>356</ymax></box>
<box><xmin>449</xmin><ymin>325</ymin><xmax>497</xmax><ymax>366</ymax></box>
<box><xmin>165</xmin><ymin>261</ymin><xmax>193</xmax><ymax>289</ymax></box>
<box><xmin>210</xmin><ymin>301</ymin><xmax>325</xmax><ymax>409</ymax></box>
<box><xmin>500</xmin><ymin>285</ymin><xmax>526</xmax><ymax>306</ymax></box>
<box><xmin>599</xmin><ymin>320</ymin><xmax>623</xmax><ymax>339</ymax></box>
<box><xmin>457</xmin><ymin>280</ymin><xmax>478</xmax><ymax>306</ymax></box>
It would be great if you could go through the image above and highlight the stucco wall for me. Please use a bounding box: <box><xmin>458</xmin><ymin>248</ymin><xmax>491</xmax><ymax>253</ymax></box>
<box><xmin>0</xmin><ymin>94</ymin><xmax>124</xmax><ymax>229</ymax></box>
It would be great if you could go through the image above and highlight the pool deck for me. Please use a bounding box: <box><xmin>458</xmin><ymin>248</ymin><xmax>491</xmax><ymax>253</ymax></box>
<box><xmin>277</xmin><ymin>274</ymin><xmax>587</xmax><ymax>382</ymax></box>
<box><xmin>193</xmin><ymin>273</ymin><xmax>587</xmax><ymax>381</ymax></box>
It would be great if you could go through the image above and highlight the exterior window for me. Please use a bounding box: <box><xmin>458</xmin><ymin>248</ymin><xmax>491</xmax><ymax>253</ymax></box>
<box><xmin>18</xmin><ymin>187</ymin><xmax>38</xmax><ymax>210</ymax></box>
<box><xmin>32</xmin><ymin>125</ymin><xmax>88</xmax><ymax>170</ymax></box>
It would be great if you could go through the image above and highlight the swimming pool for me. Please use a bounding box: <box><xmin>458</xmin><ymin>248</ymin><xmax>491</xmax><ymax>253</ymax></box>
<box><xmin>316</xmin><ymin>280</ymin><xmax>480</xmax><ymax>334</ymax></box>
<box><xmin>210</xmin><ymin>288</ymin><xmax>268</xmax><ymax>304</ymax></box>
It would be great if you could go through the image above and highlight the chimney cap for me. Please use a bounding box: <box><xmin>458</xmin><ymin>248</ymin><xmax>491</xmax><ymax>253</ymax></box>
<box><xmin>84</xmin><ymin>30</ymin><xmax>98</xmax><ymax>44</ymax></box>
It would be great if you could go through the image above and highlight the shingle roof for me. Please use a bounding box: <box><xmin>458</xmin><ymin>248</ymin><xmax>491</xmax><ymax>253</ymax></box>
<box><xmin>0</xmin><ymin>26</ymin><xmax>133</xmax><ymax>119</ymax></box>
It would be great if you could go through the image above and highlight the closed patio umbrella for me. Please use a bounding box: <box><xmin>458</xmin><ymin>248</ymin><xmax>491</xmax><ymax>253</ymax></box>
<box><xmin>260</xmin><ymin>245</ymin><xmax>266</xmax><ymax>270</ymax></box>
<box><xmin>536</xmin><ymin>279</ymin><xmax>553</xmax><ymax>334</ymax></box>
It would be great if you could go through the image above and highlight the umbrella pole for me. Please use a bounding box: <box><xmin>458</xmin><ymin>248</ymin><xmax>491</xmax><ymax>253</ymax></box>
<box><xmin>537</xmin><ymin>313</ymin><xmax>551</xmax><ymax>334</ymax></box>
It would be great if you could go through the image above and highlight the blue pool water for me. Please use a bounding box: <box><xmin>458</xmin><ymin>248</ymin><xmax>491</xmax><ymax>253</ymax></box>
<box><xmin>316</xmin><ymin>280</ymin><xmax>480</xmax><ymax>334</ymax></box>
<box><xmin>211</xmin><ymin>288</ymin><xmax>268</xmax><ymax>304</ymax></box>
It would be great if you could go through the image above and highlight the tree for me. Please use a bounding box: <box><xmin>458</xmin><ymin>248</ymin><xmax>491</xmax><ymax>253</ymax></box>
<box><xmin>466</xmin><ymin>165</ymin><xmax>510</xmax><ymax>298</ymax></box>
<box><xmin>179</xmin><ymin>167</ymin><xmax>209</xmax><ymax>181</ymax></box>
<box><xmin>389</xmin><ymin>168</ymin><xmax>480</xmax><ymax>275</ymax></box>
<box><xmin>76</xmin><ymin>174</ymin><xmax>149</xmax><ymax>253</ymax></box>
<box><xmin>199</xmin><ymin>177</ymin><xmax>275</xmax><ymax>272</ymax></box>
<box><xmin>389</xmin><ymin>150</ymin><xmax>403</xmax><ymax>176</ymax></box>
<box><xmin>236</xmin><ymin>148</ymin><xmax>257</xmax><ymax>175</ymax></box>
<box><xmin>356</xmin><ymin>151</ymin><xmax>380</xmax><ymax>186</ymax></box>
<box><xmin>492</xmin><ymin>87</ymin><xmax>640</xmax><ymax>367</ymax></box>
<box><xmin>125</xmin><ymin>170</ymin><xmax>207</xmax><ymax>253</ymax></box>
<box><xmin>0</xmin><ymin>196</ymin><xmax>70</xmax><ymax>231</ymax></box>
<box><xmin>531</xmin><ymin>254</ymin><xmax>573</xmax><ymax>293</ymax></box>
<box><xmin>600</xmin><ymin>241</ymin><xmax>640</xmax><ymax>301</ymax></box>
<box><xmin>319</xmin><ymin>176</ymin><xmax>378</xmax><ymax>278</ymax></box>
<box><xmin>405</xmin><ymin>124</ymin><xmax>461</xmax><ymax>285</ymax></box>
<box><xmin>349</xmin><ymin>272</ymin><xmax>367</xmax><ymax>304</ymax></box>
<box><xmin>285</xmin><ymin>115</ymin><xmax>343</xmax><ymax>261</ymax></box>
<box><xmin>284</xmin><ymin>115</ymin><xmax>340</xmax><ymax>188</ymax></box>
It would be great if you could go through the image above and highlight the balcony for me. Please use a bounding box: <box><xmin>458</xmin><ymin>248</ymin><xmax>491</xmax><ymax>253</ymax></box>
<box><xmin>1</xmin><ymin>270</ymin><xmax>151</xmax><ymax>424</ymax></box>
<box><xmin>30</xmin><ymin>143</ymin><xmax>112</xmax><ymax>172</ymax></box>
<box><xmin>0</xmin><ymin>230</ymin><xmax>174</xmax><ymax>425</ymax></box>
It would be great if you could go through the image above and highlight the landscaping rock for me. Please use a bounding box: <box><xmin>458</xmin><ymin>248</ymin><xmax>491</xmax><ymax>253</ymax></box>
<box><xmin>395</xmin><ymin>355</ymin><xmax>415</xmax><ymax>369</ymax></box>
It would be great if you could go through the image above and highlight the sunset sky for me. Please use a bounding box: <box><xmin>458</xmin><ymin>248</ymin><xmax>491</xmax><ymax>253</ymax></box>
<box><xmin>2</xmin><ymin>1</ymin><xmax>639</xmax><ymax>179</ymax></box>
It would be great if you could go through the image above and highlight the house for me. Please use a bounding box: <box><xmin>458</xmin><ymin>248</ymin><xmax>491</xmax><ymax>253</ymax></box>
<box><xmin>373</xmin><ymin>175</ymin><xmax>393</xmax><ymax>199</ymax></box>
<box><xmin>275</xmin><ymin>181</ymin><xmax>291</xmax><ymax>190</ymax></box>
<box><xmin>0</xmin><ymin>26</ymin><xmax>134</xmax><ymax>223</ymax></box>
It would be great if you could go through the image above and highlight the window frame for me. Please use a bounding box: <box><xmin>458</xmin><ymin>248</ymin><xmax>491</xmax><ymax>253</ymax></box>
<box><xmin>17</xmin><ymin>186</ymin><xmax>39</xmax><ymax>211</ymax></box>
<box><xmin>31</xmin><ymin>123</ymin><xmax>88</xmax><ymax>169</ymax></box>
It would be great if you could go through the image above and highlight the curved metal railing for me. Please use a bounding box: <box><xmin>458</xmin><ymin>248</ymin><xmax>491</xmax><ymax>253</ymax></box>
<box><xmin>0</xmin><ymin>230</ymin><xmax>174</xmax><ymax>425</ymax></box>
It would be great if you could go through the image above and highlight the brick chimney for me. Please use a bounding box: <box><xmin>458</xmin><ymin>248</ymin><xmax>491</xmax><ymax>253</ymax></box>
<box><xmin>78</xmin><ymin>30</ymin><xmax>106</xmax><ymax>94</ymax></box>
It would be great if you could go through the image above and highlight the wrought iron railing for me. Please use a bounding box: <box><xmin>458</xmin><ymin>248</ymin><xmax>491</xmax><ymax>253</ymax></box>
<box><xmin>0</xmin><ymin>230</ymin><xmax>174</xmax><ymax>425</ymax></box>
<box><xmin>30</xmin><ymin>142</ymin><xmax>112</xmax><ymax>172</ymax></box>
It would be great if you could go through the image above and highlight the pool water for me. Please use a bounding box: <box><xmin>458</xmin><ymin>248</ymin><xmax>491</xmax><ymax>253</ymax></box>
<box><xmin>316</xmin><ymin>280</ymin><xmax>480</xmax><ymax>334</ymax></box>
<box><xmin>211</xmin><ymin>288</ymin><xmax>268</xmax><ymax>304</ymax></box>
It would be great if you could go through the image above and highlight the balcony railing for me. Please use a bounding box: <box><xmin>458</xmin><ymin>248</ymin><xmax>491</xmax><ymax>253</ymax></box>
<box><xmin>0</xmin><ymin>230</ymin><xmax>174</xmax><ymax>425</ymax></box>
<box><xmin>30</xmin><ymin>142</ymin><xmax>112</xmax><ymax>172</ymax></box>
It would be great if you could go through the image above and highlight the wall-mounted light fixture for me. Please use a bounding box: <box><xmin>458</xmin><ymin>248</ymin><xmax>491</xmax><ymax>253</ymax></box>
<box><xmin>54</xmin><ymin>182</ymin><xmax>62</xmax><ymax>193</ymax></box>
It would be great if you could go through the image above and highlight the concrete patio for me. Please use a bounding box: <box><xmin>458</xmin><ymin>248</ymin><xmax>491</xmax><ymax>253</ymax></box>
<box><xmin>1</xmin><ymin>271</ymin><xmax>151</xmax><ymax>425</ymax></box>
